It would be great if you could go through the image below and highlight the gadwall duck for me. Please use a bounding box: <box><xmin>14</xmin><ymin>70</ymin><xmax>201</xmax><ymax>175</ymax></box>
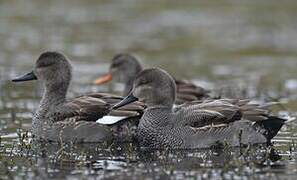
<box><xmin>94</xmin><ymin>53</ymin><xmax>209</xmax><ymax>104</ymax></box>
<box><xmin>112</xmin><ymin>68</ymin><xmax>286</xmax><ymax>149</ymax></box>
<box><xmin>12</xmin><ymin>52</ymin><xmax>145</xmax><ymax>143</ymax></box>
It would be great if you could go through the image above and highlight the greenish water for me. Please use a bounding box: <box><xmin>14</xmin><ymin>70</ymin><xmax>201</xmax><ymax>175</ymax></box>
<box><xmin>0</xmin><ymin>0</ymin><xmax>297</xmax><ymax>179</ymax></box>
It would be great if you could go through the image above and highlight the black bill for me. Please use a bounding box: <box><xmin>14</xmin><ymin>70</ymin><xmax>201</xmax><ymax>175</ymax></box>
<box><xmin>12</xmin><ymin>71</ymin><xmax>38</xmax><ymax>82</ymax></box>
<box><xmin>112</xmin><ymin>92</ymin><xmax>138</xmax><ymax>110</ymax></box>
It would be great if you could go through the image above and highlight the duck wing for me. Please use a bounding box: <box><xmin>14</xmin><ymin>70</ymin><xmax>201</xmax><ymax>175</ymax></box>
<box><xmin>175</xmin><ymin>79</ymin><xmax>209</xmax><ymax>104</ymax></box>
<box><xmin>87</xmin><ymin>93</ymin><xmax>145</xmax><ymax>117</ymax></box>
<box><xmin>52</xmin><ymin>93</ymin><xmax>145</xmax><ymax>123</ymax></box>
<box><xmin>175</xmin><ymin>98</ymin><xmax>270</xmax><ymax>128</ymax></box>
<box><xmin>174</xmin><ymin>99</ymin><xmax>286</xmax><ymax>147</ymax></box>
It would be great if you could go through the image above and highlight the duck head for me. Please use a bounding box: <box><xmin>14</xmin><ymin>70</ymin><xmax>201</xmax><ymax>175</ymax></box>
<box><xmin>12</xmin><ymin>51</ymin><xmax>72</xmax><ymax>91</ymax></box>
<box><xmin>94</xmin><ymin>54</ymin><xmax>143</xmax><ymax>95</ymax></box>
<box><xmin>113</xmin><ymin>68</ymin><xmax>176</xmax><ymax>109</ymax></box>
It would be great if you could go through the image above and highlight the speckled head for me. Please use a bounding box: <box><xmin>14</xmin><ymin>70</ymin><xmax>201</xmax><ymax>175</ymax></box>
<box><xmin>109</xmin><ymin>53</ymin><xmax>143</xmax><ymax>84</ymax></box>
<box><xmin>94</xmin><ymin>53</ymin><xmax>143</xmax><ymax>86</ymax></box>
<box><xmin>113</xmin><ymin>68</ymin><xmax>177</xmax><ymax>109</ymax></box>
<box><xmin>35</xmin><ymin>51</ymin><xmax>72</xmax><ymax>83</ymax></box>
<box><xmin>12</xmin><ymin>51</ymin><xmax>72</xmax><ymax>90</ymax></box>
<box><xmin>133</xmin><ymin>68</ymin><xmax>176</xmax><ymax>107</ymax></box>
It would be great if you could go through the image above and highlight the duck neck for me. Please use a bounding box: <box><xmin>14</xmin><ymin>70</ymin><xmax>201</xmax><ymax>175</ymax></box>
<box><xmin>123</xmin><ymin>64</ymin><xmax>143</xmax><ymax>96</ymax></box>
<box><xmin>33</xmin><ymin>82</ymin><xmax>69</xmax><ymax>133</ymax></box>
<box><xmin>32</xmin><ymin>82</ymin><xmax>69</xmax><ymax>136</ymax></box>
<box><xmin>123</xmin><ymin>78</ymin><xmax>134</xmax><ymax>96</ymax></box>
<box><xmin>140</xmin><ymin>106</ymin><xmax>173</xmax><ymax>128</ymax></box>
<box><xmin>40</xmin><ymin>82</ymin><xmax>68</xmax><ymax>108</ymax></box>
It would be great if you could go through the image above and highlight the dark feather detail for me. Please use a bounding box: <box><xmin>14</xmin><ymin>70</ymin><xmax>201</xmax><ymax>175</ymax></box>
<box><xmin>253</xmin><ymin>116</ymin><xmax>286</xmax><ymax>141</ymax></box>
<box><xmin>174</xmin><ymin>79</ymin><xmax>209</xmax><ymax>104</ymax></box>
<box><xmin>53</xmin><ymin>93</ymin><xmax>145</xmax><ymax>123</ymax></box>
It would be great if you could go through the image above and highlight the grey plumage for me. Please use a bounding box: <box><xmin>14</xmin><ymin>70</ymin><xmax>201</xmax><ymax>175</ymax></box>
<box><xmin>13</xmin><ymin>51</ymin><xmax>145</xmax><ymax>143</ymax></box>
<box><xmin>113</xmin><ymin>68</ymin><xmax>286</xmax><ymax>149</ymax></box>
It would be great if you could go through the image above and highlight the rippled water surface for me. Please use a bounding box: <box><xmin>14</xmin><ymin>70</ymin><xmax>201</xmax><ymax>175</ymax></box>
<box><xmin>1</xmin><ymin>0</ymin><xmax>297</xmax><ymax>179</ymax></box>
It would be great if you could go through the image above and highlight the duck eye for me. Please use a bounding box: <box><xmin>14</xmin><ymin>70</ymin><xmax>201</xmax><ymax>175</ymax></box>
<box><xmin>36</xmin><ymin>60</ymin><xmax>55</xmax><ymax>68</ymax></box>
<box><xmin>111</xmin><ymin>60</ymin><xmax>124</xmax><ymax>68</ymax></box>
<box><xmin>138</xmin><ymin>79</ymin><xmax>150</xmax><ymax>86</ymax></box>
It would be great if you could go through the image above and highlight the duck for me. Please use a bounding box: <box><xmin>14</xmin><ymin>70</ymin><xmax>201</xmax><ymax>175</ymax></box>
<box><xmin>12</xmin><ymin>51</ymin><xmax>145</xmax><ymax>143</ymax></box>
<box><xmin>94</xmin><ymin>53</ymin><xmax>209</xmax><ymax>104</ymax></box>
<box><xmin>112</xmin><ymin>68</ymin><xmax>286</xmax><ymax>149</ymax></box>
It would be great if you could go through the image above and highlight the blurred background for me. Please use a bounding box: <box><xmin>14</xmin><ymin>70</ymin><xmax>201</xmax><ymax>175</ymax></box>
<box><xmin>0</xmin><ymin>0</ymin><xmax>296</xmax><ymax>96</ymax></box>
<box><xmin>0</xmin><ymin>0</ymin><xmax>297</xmax><ymax>179</ymax></box>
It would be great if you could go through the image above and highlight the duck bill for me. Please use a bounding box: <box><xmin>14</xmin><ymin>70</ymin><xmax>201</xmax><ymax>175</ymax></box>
<box><xmin>12</xmin><ymin>71</ymin><xmax>37</xmax><ymax>82</ymax></box>
<box><xmin>94</xmin><ymin>73</ymin><xmax>112</xmax><ymax>85</ymax></box>
<box><xmin>112</xmin><ymin>93</ymin><xmax>138</xmax><ymax>110</ymax></box>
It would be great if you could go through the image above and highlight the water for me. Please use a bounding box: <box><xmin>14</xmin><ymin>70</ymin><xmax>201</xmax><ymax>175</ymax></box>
<box><xmin>0</xmin><ymin>0</ymin><xmax>297</xmax><ymax>179</ymax></box>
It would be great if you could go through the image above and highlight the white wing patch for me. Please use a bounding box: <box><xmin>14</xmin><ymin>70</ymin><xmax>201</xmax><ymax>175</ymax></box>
<box><xmin>96</xmin><ymin>115</ymin><xmax>128</xmax><ymax>125</ymax></box>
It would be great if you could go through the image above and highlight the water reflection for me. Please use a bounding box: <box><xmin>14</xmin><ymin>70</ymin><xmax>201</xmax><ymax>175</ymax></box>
<box><xmin>1</xmin><ymin>139</ymin><xmax>293</xmax><ymax>179</ymax></box>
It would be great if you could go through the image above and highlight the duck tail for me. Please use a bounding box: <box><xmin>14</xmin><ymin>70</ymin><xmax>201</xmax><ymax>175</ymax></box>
<box><xmin>254</xmin><ymin>116</ymin><xmax>286</xmax><ymax>141</ymax></box>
